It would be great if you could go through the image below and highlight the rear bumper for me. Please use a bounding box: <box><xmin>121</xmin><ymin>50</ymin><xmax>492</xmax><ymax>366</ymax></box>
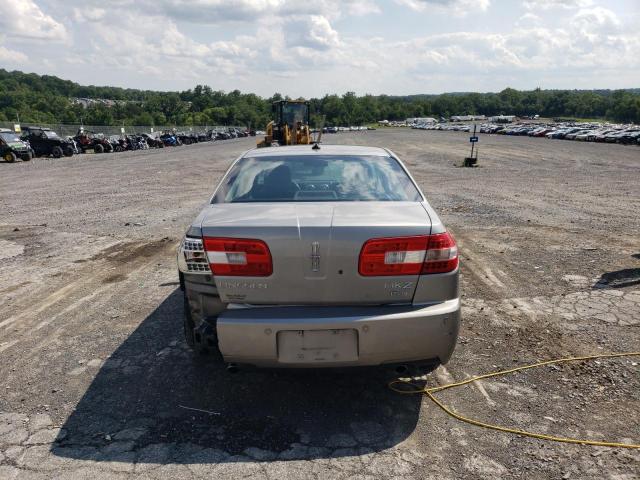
<box><xmin>216</xmin><ymin>299</ymin><xmax>460</xmax><ymax>368</ymax></box>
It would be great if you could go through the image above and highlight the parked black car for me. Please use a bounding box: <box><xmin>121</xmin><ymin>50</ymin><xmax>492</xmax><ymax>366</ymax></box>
<box><xmin>21</xmin><ymin>127</ymin><xmax>74</xmax><ymax>158</ymax></box>
<box><xmin>0</xmin><ymin>128</ymin><xmax>33</xmax><ymax>162</ymax></box>
<box><xmin>197</xmin><ymin>131</ymin><xmax>210</xmax><ymax>142</ymax></box>
<box><xmin>617</xmin><ymin>130</ymin><xmax>640</xmax><ymax>145</ymax></box>
<box><xmin>141</xmin><ymin>133</ymin><xmax>164</xmax><ymax>148</ymax></box>
<box><xmin>177</xmin><ymin>132</ymin><xmax>198</xmax><ymax>145</ymax></box>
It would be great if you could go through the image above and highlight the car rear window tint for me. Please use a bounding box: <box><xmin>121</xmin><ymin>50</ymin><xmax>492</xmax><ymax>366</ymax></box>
<box><xmin>212</xmin><ymin>155</ymin><xmax>423</xmax><ymax>203</ymax></box>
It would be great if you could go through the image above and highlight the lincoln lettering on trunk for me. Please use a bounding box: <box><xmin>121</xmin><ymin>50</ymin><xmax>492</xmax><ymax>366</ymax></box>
<box><xmin>218</xmin><ymin>281</ymin><xmax>268</xmax><ymax>290</ymax></box>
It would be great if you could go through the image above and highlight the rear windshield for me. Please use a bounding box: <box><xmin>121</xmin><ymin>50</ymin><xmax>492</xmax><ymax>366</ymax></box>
<box><xmin>212</xmin><ymin>155</ymin><xmax>423</xmax><ymax>203</ymax></box>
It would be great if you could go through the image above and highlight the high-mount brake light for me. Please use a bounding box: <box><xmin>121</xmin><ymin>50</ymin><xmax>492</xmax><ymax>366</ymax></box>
<box><xmin>358</xmin><ymin>232</ymin><xmax>458</xmax><ymax>277</ymax></box>
<box><xmin>203</xmin><ymin>237</ymin><xmax>273</xmax><ymax>276</ymax></box>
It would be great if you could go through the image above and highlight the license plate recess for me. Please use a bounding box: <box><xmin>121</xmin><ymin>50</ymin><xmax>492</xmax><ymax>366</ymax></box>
<box><xmin>277</xmin><ymin>329</ymin><xmax>359</xmax><ymax>363</ymax></box>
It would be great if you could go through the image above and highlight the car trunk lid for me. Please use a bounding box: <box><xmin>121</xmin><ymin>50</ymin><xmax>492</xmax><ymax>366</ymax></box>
<box><xmin>200</xmin><ymin>202</ymin><xmax>431</xmax><ymax>305</ymax></box>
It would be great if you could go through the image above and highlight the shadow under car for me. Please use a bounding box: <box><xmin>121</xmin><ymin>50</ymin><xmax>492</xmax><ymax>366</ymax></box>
<box><xmin>53</xmin><ymin>289</ymin><xmax>422</xmax><ymax>464</ymax></box>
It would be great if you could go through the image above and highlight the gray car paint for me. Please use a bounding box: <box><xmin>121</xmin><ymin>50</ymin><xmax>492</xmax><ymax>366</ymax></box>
<box><xmin>179</xmin><ymin>145</ymin><xmax>460</xmax><ymax>368</ymax></box>
<box><xmin>217</xmin><ymin>300</ymin><xmax>460</xmax><ymax>368</ymax></box>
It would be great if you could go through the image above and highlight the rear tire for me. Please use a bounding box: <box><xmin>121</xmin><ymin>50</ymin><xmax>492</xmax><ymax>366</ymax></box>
<box><xmin>104</xmin><ymin>143</ymin><xmax>113</xmax><ymax>153</ymax></box>
<box><xmin>183</xmin><ymin>292</ymin><xmax>223</xmax><ymax>361</ymax></box>
<box><xmin>94</xmin><ymin>144</ymin><xmax>104</xmax><ymax>154</ymax></box>
<box><xmin>4</xmin><ymin>151</ymin><xmax>16</xmax><ymax>163</ymax></box>
<box><xmin>51</xmin><ymin>146</ymin><xmax>63</xmax><ymax>158</ymax></box>
<box><xmin>21</xmin><ymin>152</ymin><xmax>32</xmax><ymax>161</ymax></box>
<box><xmin>64</xmin><ymin>146</ymin><xmax>74</xmax><ymax>157</ymax></box>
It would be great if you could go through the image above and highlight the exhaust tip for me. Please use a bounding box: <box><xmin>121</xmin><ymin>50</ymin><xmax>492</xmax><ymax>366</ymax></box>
<box><xmin>226</xmin><ymin>363</ymin><xmax>239</xmax><ymax>374</ymax></box>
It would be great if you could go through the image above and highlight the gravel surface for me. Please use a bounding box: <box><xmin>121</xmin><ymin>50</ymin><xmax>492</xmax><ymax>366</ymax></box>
<box><xmin>0</xmin><ymin>130</ymin><xmax>639</xmax><ymax>479</ymax></box>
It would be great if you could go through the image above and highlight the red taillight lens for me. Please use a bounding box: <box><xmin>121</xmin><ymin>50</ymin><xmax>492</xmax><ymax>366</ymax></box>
<box><xmin>203</xmin><ymin>237</ymin><xmax>272</xmax><ymax>276</ymax></box>
<box><xmin>421</xmin><ymin>232</ymin><xmax>458</xmax><ymax>274</ymax></box>
<box><xmin>359</xmin><ymin>236</ymin><xmax>428</xmax><ymax>276</ymax></box>
<box><xmin>358</xmin><ymin>232</ymin><xmax>458</xmax><ymax>277</ymax></box>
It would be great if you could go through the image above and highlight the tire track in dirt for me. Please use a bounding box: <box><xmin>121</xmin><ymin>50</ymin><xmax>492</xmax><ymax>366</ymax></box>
<box><xmin>22</xmin><ymin>258</ymin><xmax>173</xmax><ymax>361</ymax></box>
<box><xmin>453</xmin><ymin>230</ymin><xmax>510</xmax><ymax>301</ymax></box>
<box><xmin>436</xmin><ymin>230</ymin><xmax>513</xmax><ymax>410</ymax></box>
<box><xmin>0</xmin><ymin>238</ymin><xmax>177</xmax><ymax>348</ymax></box>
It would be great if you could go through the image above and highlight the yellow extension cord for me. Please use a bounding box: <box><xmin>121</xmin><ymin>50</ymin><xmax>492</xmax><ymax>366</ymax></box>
<box><xmin>389</xmin><ymin>352</ymin><xmax>640</xmax><ymax>449</ymax></box>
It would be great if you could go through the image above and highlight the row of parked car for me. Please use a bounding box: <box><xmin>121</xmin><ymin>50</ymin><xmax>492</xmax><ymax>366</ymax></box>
<box><xmin>480</xmin><ymin>123</ymin><xmax>640</xmax><ymax>144</ymax></box>
<box><xmin>0</xmin><ymin>126</ymin><xmax>251</xmax><ymax>162</ymax></box>
<box><xmin>322</xmin><ymin>126</ymin><xmax>375</xmax><ymax>133</ymax></box>
<box><xmin>413</xmin><ymin>122</ymin><xmax>640</xmax><ymax>145</ymax></box>
<box><xmin>414</xmin><ymin>124</ymin><xmax>474</xmax><ymax>132</ymax></box>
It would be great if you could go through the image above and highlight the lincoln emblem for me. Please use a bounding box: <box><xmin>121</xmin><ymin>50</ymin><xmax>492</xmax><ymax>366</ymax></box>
<box><xmin>311</xmin><ymin>241</ymin><xmax>320</xmax><ymax>271</ymax></box>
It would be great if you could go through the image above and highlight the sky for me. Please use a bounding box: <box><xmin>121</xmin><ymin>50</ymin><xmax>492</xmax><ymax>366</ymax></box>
<box><xmin>0</xmin><ymin>0</ymin><xmax>638</xmax><ymax>97</ymax></box>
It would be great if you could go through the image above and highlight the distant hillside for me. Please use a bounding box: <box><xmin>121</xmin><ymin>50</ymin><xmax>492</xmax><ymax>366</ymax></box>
<box><xmin>1</xmin><ymin>69</ymin><xmax>639</xmax><ymax>126</ymax></box>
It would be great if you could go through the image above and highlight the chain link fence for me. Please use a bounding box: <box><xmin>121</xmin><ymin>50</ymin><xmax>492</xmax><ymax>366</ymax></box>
<box><xmin>0</xmin><ymin>122</ymin><xmax>243</xmax><ymax>138</ymax></box>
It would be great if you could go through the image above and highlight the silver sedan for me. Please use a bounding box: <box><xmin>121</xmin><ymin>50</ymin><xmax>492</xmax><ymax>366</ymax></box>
<box><xmin>177</xmin><ymin>144</ymin><xmax>460</xmax><ymax>374</ymax></box>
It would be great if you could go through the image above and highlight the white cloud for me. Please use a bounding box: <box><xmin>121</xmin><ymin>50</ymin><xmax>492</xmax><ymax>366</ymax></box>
<box><xmin>394</xmin><ymin>0</ymin><xmax>490</xmax><ymax>13</ymax></box>
<box><xmin>0</xmin><ymin>44</ymin><xmax>28</xmax><ymax>64</ymax></box>
<box><xmin>63</xmin><ymin>4</ymin><xmax>296</xmax><ymax>83</ymax></box>
<box><xmin>84</xmin><ymin>14</ymin><xmax>236</xmax><ymax>78</ymax></box>
<box><xmin>346</xmin><ymin>0</ymin><xmax>381</xmax><ymax>16</ymax></box>
<box><xmin>516</xmin><ymin>12</ymin><xmax>541</xmax><ymax>26</ymax></box>
<box><xmin>570</xmin><ymin>7</ymin><xmax>621</xmax><ymax>34</ymax></box>
<box><xmin>73</xmin><ymin>7</ymin><xmax>106</xmax><ymax>22</ymax></box>
<box><xmin>128</xmin><ymin>0</ymin><xmax>370</xmax><ymax>23</ymax></box>
<box><xmin>157</xmin><ymin>0</ymin><xmax>285</xmax><ymax>23</ymax></box>
<box><xmin>410</xmin><ymin>27</ymin><xmax>631</xmax><ymax>73</ymax></box>
<box><xmin>524</xmin><ymin>0</ymin><xmax>594</xmax><ymax>10</ymax></box>
<box><xmin>0</xmin><ymin>0</ymin><xmax>68</xmax><ymax>42</ymax></box>
<box><xmin>288</xmin><ymin>15</ymin><xmax>341</xmax><ymax>50</ymax></box>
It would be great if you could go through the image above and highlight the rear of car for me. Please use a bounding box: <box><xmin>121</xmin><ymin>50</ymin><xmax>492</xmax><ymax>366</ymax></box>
<box><xmin>177</xmin><ymin>145</ymin><xmax>460</xmax><ymax>372</ymax></box>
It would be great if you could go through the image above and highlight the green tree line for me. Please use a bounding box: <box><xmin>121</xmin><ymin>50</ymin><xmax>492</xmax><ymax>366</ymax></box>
<box><xmin>1</xmin><ymin>69</ymin><xmax>639</xmax><ymax>127</ymax></box>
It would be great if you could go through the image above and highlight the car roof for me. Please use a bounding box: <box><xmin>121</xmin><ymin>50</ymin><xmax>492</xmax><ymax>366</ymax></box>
<box><xmin>242</xmin><ymin>144</ymin><xmax>390</xmax><ymax>158</ymax></box>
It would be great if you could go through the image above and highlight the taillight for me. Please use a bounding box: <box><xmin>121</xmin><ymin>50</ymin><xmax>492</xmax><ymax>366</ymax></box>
<box><xmin>178</xmin><ymin>237</ymin><xmax>210</xmax><ymax>273</ymax></box>
<box><xmin>359</xmin><ymin>236</ymin><xmax>428</xmax><ymax>276</ymax></box>
<box><xmin>203</xmin><ymin>237</ymin><xmax>272</xmax><ymax>276</ymax></box>
<box><xmin>421</xmin><ymin>232</ymin><xmax>458</xmax><ymax>274</ymax></box>
<box><xmin>358</xmin><ymin>232</ymin><xmax>458</xmax><ymax>276</ymax></box>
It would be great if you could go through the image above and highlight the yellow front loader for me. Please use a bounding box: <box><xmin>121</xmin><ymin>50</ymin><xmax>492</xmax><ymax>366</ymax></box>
<box><xmin>257</xmin><ymin>100</ymin><xmax>312</xmax><ymax>147</ymax></box>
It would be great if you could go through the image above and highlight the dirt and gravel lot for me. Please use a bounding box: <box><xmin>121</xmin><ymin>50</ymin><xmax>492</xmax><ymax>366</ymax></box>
<box><xmin>1</xmin><ymin>129</ymin><xmax>639</xmax><ymax>479</ymax></box>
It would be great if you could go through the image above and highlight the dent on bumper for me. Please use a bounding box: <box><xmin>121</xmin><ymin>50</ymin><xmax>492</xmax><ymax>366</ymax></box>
<box><xmin>216</xmin><ymin>298</ymin><xmax>460</xmax><ymax>368</ymax></box>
